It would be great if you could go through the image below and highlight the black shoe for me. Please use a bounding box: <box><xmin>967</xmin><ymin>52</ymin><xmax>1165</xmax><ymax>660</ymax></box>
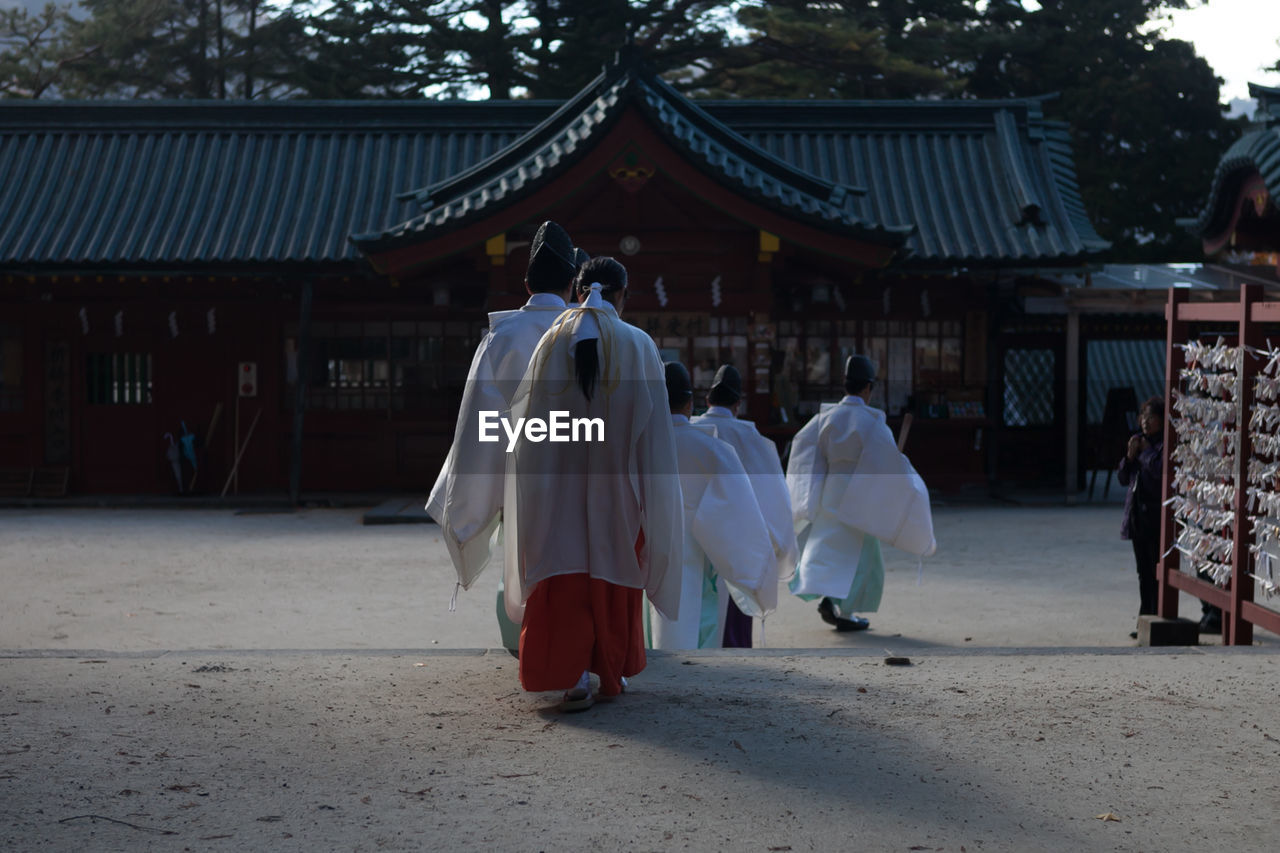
<box><xmin>817</xmin><ymin>598</ymin><xmax>870</xmax><ymax>632</ymax></box>
<box><xmin>1199</xmin><ymin>615</ymin><xmax>1222</xmax><ymax>634</ymax></box>
<box><xmin>817</xmin><ymin>597</ymin><xmax>839</xmax><ymax>626</ymax></box>
<box><xmin>834</xmin><ymin>615</ymin><xmax>870</xmax><ymax>632</ymax></box>
<box><xmin>1129</xmin><ymin>631</ymin><xmax>1139</xmax><ymax>640</ymax></box>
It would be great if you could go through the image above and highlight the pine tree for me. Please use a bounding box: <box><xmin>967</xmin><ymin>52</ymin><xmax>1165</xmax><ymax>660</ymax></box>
<box><xmin>293</xmin><ymin>0</ymin><xmax>732</xmax><ymax>101</ymax></box>
<box><xmin>522</xmin><ymin>0</ymin><xmax>734</xmax><ymax>98</ymax></box>
<box><xmin>297</xmin><ymin>1</ymin><xmax>532</xmax><ymax>99</ymax></box>
<box><xmin>52</xmin><ymin>0</ymin><xmax>311</xmax><ymax>99</ymax></box>
<box><xmin>0</xmin><ymin>2</ymin><xmax>84</xmax><ymax>98</ymax></box>
<box><xmin>964</xmin><ymin>0</ymin><xmax>1237</xmax><ymax>260</ymax></box>
<box><xmin>688</xmin><ymin>0</ymin><xmax>970</xmax><ymax>99</ymax></box>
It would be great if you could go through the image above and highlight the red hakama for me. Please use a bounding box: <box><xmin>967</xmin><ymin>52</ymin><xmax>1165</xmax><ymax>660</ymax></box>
<box><xmin>518</xmin><ymin>574</ymin><xmax>646</xmax><ymax>697</ymax></box>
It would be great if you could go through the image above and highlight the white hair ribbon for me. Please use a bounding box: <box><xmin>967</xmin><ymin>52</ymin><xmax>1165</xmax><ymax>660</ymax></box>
<box><xmin>570</xmin><ymin>282</ymin><xmax>607</xmax><ymax>350</ymax></box>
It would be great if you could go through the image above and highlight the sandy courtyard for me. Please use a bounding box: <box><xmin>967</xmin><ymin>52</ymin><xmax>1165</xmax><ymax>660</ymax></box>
<box><xmin>0</xmin><ymin>503</ymin><xmax>1246</xmax><ymax>652</ymax></box>
<box><xmin>3</xmin><ymin>504</ymin><xmax>1279</xmax><ymax>851</ymax></box>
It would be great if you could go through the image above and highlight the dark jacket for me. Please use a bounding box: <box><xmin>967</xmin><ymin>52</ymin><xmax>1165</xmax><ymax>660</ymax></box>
<box><xmin>1117</xmin><ymin>433</ymin><xmax>1163</xmax><ymax>541</ymax></box>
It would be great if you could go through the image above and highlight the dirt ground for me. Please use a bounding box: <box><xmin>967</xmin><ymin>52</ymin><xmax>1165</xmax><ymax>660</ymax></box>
<box><xmin>3</xmin><ymin>650</ymin><xmax>1279</xmax><ymax>851</ymax></box>
<box><xmin>3</xmin><ymin>504</ymin><xmax>1280</xmax><ymax>851</ymax></box>
<box><xmin>0</xmin><ymin>504</ymin><xmax>1257</xmax><ymax>652</ymax></box>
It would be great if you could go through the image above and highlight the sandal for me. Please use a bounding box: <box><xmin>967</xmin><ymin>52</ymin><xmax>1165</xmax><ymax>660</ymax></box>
<box><xmin>559</xmin><ymin>671</ymin><xmax>594</xmax><ymax>712</ymax></box>
<box><xmin>560</xmin><ymin>687</ymin><xmax>595</xmax><ymax>712</ymax></box>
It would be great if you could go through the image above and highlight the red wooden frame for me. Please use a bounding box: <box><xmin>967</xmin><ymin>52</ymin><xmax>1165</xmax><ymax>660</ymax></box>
<box><xmin>1159</xmin><ymin>283</ymin><xmax>1280</xmax><ymax>644</ymax></box>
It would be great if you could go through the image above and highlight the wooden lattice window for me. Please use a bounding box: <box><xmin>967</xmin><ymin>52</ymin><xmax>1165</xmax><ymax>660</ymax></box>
<box><xmin>86</xmin><ymin>352</ymin><xmax>152</xmax><ymax>405</ymax></box>
<box><xmin>286</xmin><ymin>319</ymin><xmax>483</xmax><ymax>412</ymax></box>
<box><xmin>1002</xmin><ymin>348</ymin><xmax>1055</xmax><ymax>426</ymax></box>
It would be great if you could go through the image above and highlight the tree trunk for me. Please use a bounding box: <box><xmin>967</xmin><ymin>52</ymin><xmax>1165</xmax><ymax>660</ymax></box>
<box><xmin>482</xmin><ymin>0</ymin><xmax>512</xmax><ymax>99</ymax></box>
<box><xmin>195</xmin><ymin>0</ymin><xmax>210</xmax><ymax>98</ymax></box>
<box><xmin>216</xmin><ymin>0</ymin><xmax>226</xmax><ymax>98</ymax></box>
<box><xmin>244</xmin><ymin>0</ymin><xmax>257</xmax><ymax>100</ymax></box>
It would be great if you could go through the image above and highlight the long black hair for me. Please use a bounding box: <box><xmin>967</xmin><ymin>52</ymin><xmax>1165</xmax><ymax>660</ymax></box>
<box><xmin>572</xmin><ymin>257</ymin><xmax>627</xmax><ymax>401</ymax></box>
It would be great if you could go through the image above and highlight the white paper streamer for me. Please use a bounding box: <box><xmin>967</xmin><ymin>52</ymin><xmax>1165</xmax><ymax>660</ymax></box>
<box><xmin>1170</xmin><ymin>337</ymin><xmax>1241</xmax><ymax>591</ymax></box>
<box><xmin>1172</xmin><ymin>390</ymin><xmax>1238</xmax><ymax>427</ymax></box>
<box><xmin>1254</xmin><ymin>375</ymin><xmax>1280</xmax><ymax>402</ymax></box>
<box><xmin>1179</xmin><ymin>338</ymin><xmax>1239</xmax><ymax>372</ymax></box>
<box><xmin>1180</xmin><ymin>367</ymin><xmax>1238</xmax><ymax>400</ymax></box>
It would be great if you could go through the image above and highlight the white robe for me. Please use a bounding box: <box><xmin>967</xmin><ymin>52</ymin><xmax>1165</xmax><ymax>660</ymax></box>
<box><xmin>692</xmin><ymin>405</ymin><xmax>798</xmax><ymax>609</ymax></box>
<box><xmin>425</xmin><ymin>294</ymin><xmax>567</xmax><ymax>590</ymax></box>
<box><xmin>650</xmin><ymin>415</ymin><xmax>775</xmax><ymax>650</ymax></box>
<box><xmin>503</xmin><ymin>300</ymin><xmax>684</xmax><ymax>624</ymax></box>
<box><xmin>786</xmin><ymin>396</ymin><xmax>936</xmax><ymax>600</ymax></box>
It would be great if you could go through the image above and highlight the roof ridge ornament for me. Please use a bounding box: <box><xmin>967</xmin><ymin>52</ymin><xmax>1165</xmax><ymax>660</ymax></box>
<box><xmin>1248</xmin><ymin>82</ymin><xmax>1280</xmax><ymax>129</ymax></box>
<box><xmin>597</xmin><ymin>34</ymin><xmax>650</xmax><ymax>96</ymax></box>
<box><xmin>610</xmin><ymin>30</ymin><xmax>642</xmax><ymax>72</ymax></box>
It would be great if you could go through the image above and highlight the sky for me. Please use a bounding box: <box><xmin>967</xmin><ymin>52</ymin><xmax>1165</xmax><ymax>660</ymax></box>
<box><xmin>1154</xmin><ymin>0</ymin><xmax>1280</xmax><ymax>105</ymax></box>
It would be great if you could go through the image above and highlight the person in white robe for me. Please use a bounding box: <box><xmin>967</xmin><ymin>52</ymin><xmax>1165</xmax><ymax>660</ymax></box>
<box><xmin>649</xmin><ymin>362</ymin><xmax>774</xmax><ymax>651</ymax></box>
<box><xmin>691</xmin><ymin>364</ymin><xmax>797</xmax><ymax>647</ymax></box>
<box><xmin>425</xmin><ymin>221</ymin><xmax>584</xmax><ymax>653</ymax></box>
<box><xmin>505</xmin><ymin>256</ymin><xmax>683</xmax><ymax>710</ymax></box>
<box><xmin>786</xmin><ymin>355</ymin><xmax>936</xmax><ymax>631</ymax></box>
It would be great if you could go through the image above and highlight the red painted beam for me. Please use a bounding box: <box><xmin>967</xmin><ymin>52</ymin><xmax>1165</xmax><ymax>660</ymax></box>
<box><xmin>1240</xmin><ymin>600</ymin><xmax>1280</xmax><ymax>637</ymax></box>
<box><xmin>1165</xmin><ymin>570</ymin><xmax>1233</xmax><ymax>610</ymax></box>
<box><xmin>1175</xmin><ymin>302</ymin><xmax>1241</xmax><ymax>323</ymax></box>
<box><xmin>1251</xmin><ymin>301</ymin><xmax>1280</xmax><ymax>323</ymax></box>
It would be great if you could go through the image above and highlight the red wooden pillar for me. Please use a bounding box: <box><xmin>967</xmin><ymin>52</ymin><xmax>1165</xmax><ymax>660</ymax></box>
<box><xmin>1158</xmin><ymin>287</ymin><xmax>1188</xmax><ymax>620</ymax></box>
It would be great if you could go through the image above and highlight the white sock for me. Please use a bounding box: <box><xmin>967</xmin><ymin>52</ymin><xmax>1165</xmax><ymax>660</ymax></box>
<box><xmin>570</xmin><ymin>670</ymin><xmax>590</xmax><ymax>695</ymax></box>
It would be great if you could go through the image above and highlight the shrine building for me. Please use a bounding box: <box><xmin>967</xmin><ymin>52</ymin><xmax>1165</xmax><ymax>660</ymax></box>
<box><xmin>0</xmin><ymin>59</ymin><xmax>1120</xmax><ymax>498</ymax></box>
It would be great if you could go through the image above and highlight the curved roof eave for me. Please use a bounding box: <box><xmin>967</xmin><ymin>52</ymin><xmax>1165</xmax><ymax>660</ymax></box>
<box><xmin>392</xmin><ymin>69</ymin><xmax>625</xmax><ymax>210</ymax></box>
<box><xmin>1181</xmin><ymin>127</ymin><xmax>1280</xmax><ymax>239</ymax></box>
<box><xmin>352</xmin><ymin>58</ymin><xmax>914</xmax><ymax>255</ymax></box>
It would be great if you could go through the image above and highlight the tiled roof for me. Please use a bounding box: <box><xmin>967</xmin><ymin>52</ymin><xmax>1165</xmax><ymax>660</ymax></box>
<box><xmin>0</xmin><ymin>101</ymin><xmax>548</xmax><ymax>269</ymax></box>
<box><xmin>0</xmin><ymin>72</ymin><xmax>1108</xmax><ymax>271</ymax></box>
<box><xmin>353</xmin><ymin>63</ymin><xmax>913</xmax><ymax>253</ymax></box>
<box><xmin>708</xmin><ymin>99</ymin><xmax>1109</xmax><ymax>266</ymax></box>
<box><xmin>1085</xmin><ymin>338</ymin><xmax>1165</xmax><ymax>424</ymax></box>
<box><xmin>1180</xmin><ymin>126</ymin><xmax>1280</xmax><ymax>239</ymax></box>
